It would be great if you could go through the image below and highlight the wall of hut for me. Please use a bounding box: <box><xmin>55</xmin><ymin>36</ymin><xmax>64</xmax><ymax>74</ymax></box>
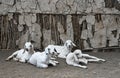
<box><xmin>0</xmin><ymin>0</ymin><xmax>120</xmax><ymax>50</ymax></box>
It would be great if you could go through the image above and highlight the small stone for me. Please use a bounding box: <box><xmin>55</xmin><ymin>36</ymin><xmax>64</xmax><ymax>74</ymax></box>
<box><xmin>86</xmin><ymin>15</ymin><xmax>95</xmax><ymax>25</ymax></box>
<box><xmin>18</xmin><ymin>25</ymin><xmax>24</xmax><ymax>32</ymax></box>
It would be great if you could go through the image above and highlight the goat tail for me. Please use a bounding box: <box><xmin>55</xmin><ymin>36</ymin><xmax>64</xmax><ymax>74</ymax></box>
<box><xmin>5</xmin><ymin>51</ymin><xmax>18</xmax><ymax>61</ymax></box>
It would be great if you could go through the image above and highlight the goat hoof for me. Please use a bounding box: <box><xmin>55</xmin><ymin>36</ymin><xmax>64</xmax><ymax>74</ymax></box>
<box><xmin>5</xmin><ymin>58</ymin><xmax>9</xmax><ymax>61</ymax></box>
<box><xmin>82</xmin><ymin>66</ymin><xmax>88</xmax><ymax>69</ymax></box>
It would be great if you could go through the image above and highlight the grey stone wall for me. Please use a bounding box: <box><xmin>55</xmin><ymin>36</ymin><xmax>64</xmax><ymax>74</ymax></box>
<box><xmin>0</xmin><ymin>0</ymin><xmax>120</xmax><ymax>50</ymax></box>
<box><xmin>0</xmin><ymin>0</ymin><xmax>120</xmax><ymax>14</ymax></box>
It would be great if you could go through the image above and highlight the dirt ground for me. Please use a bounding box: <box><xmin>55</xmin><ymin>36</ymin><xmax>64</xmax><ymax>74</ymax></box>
<box><xmin>0</xmin><ymin>50</ymin><xmax>120</xmax><ymax>78</ymax></box>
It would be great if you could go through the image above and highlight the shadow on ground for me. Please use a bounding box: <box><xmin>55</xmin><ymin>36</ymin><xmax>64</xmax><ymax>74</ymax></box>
<box><xmin>0</xmin><ymin>50</ymin><xmax>120</xmax><ymax>78</ymax></box>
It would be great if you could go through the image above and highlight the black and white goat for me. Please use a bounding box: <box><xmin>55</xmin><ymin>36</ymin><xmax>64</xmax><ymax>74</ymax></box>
<box><xmin>48</xmin><ymin>40</ymin><xmax>76</xmax><ymax>59</ymax></box>
<box><xmin>28</xmin><ymin>46</ymin><xmax>59</xmax><ymax>68</ymax></box>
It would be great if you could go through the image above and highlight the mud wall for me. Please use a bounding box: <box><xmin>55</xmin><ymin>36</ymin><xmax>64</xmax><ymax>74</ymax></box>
<box><xmin>0</xmin><ymin>0</ymin><xmax>120</xmax><ymax>50</ymax></box>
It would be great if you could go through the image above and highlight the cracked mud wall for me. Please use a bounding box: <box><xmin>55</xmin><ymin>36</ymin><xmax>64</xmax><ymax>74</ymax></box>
<box><xmin>0</xmin><ymin>0</ymin><xmax>120</xmax><ymax>50</ymax></box>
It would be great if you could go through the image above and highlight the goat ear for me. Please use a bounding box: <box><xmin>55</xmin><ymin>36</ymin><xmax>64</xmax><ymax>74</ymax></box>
<box><xmin>54</xmin><ymin>48</ymin><xmax>57</xmax><ymax>52</ymax></box>
<box><xmin>48</xmin><ymin>48</ymin><xmax>50</xmax><ymax>53</ymax></box>
<box><xmin>72</xmin><ymin>42</ymin><xmax>76</xmax><ymax>46</ymax></box>
<box><xmin>64</xmin><ymin>42</ymin><xmax>67</xmax><ymax>46</ymax></box>
<box><xmin>23</xmin><ymin>46</ymin><xmax>26</xmax><ymax>54</ymax></box>
<box><xmin>30</xmin><ymin>40</ymin><xmax>36</xmax><ymax>44</ymax></box>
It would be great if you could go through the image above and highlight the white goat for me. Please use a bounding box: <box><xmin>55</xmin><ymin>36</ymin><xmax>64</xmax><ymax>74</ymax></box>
<box><xmin>66</xmin><ymin>49</ymin><xmax>105</xmax><ymax>68</ymax></box>
<box><xmin>28</xmin><ymin>46</ymin><xmax>59</xmax><ymax>68</ymax></box>
<box><xmin>48</xmin><ymin>40</ymin><xmax>76</xmax><ymax>59</ymax></box>
<box><xmin>66</xmin><ymin>50</ymin><xmax>87</xmax><ymax>69</ymax></box>
<box><xmin>6</xmin><ymin>41</ymin><xmax>35</xmax><ymax>63</ymax></box>
<box><xmin>75</xmin><ymin>49</ymin><xmax>105</xmax><ymax>62</ymax></box>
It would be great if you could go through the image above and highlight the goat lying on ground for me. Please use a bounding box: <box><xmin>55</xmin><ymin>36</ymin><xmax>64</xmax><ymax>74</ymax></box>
<box><xmin>47</xmin><ymin>45</ymin><xmax>59</xmax><ymax>64</ymax></box>
<box><xmin>66</xmin><ymin>49</ymin><xmax>105</xmax><ymax>68</ymax></box>
<box><xmin>28</xmin><ymin>46</ymin><xmax>59</xmax><ymax>68</ymax></box>
<box><xmin>6</xmin><ymin>41</ymin><xmax>35</xmax><ymax>63</ymax></box>
<box><xmin>48</xmin><ymin>40</ymin><xmax>76</xmax><ymax>59</ymax></box>
<box><xmin>75</xmin><ymin>49</ymin><xmax>105</xmax><ymax>62</ymax></box>
<box><xmin>66</xmin><ymin>49</ymin><xmax>88</xmax><ymax>69</ymax></box>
